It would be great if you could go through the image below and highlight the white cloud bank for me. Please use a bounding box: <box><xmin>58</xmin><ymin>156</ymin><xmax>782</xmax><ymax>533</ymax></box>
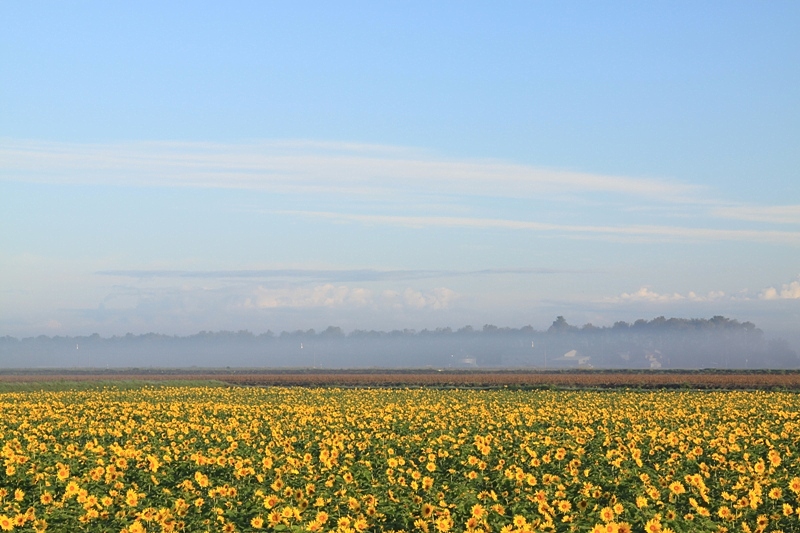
<box><xmin>243</xmin><ymin>284</ymin><xmax>458</xmax><ymax>310</ymax></box>
<box><xmin>610</xmin><ymin>287</ymin><xmax>728</xmax><ymax>303</ymax></box>
<box><xmin>391</xmin><ymin>288</ymin><xmax>458</xmax><ymax>310</ymax></box>
<box><xmin>759</xmin><ymin>278</ymin><xmax>800</xmax><ymax>300</ymax></box>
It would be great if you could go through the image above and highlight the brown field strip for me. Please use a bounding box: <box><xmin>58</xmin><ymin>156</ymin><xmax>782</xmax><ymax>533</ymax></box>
<box><xmin>216</xmin><ymin>371</ymin><xmax>800</xmax><ymax>389</ymax></box>
<box><xmin>2</xmin><ymin>370</ymin><xmax>800</xmax><ymax>389</ymax></box>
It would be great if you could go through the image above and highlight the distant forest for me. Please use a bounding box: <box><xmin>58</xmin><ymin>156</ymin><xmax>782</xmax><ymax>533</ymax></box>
<box><xmin>1</xmin><ymin>316</ymin><xmax>797</xmax><ymax>369</ymax></box>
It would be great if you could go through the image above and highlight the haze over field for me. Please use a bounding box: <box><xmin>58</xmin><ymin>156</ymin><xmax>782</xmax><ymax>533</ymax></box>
<box><xmin>1</xmin><ymin>2</ymin><xmax>799</xmax><ymax>361</ymax></box>
<box><xmin>2</xmin><ymin>316</ymin><xmax>797</xmax><ymax>369</ymax></box>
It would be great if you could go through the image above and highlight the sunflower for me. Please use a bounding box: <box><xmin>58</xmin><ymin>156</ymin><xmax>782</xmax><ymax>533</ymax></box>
<box><xmin>668</xmin><ymin>482</ymin><xmax>685</xmax><ymax>495</ymax></box>
<box><xmin>617</xmin><ymin>523</ymin><xmax>632</xmax><ymax>533</ymax></box>
<box><xmin>644</xmin><ymin>517</ymin><xmax>662</xmax><ymax>533</ymax></box>
<box><xmin>471</xmin><ymin>504</ymin><xmax>486</xmax><ymax>519</ymax></box>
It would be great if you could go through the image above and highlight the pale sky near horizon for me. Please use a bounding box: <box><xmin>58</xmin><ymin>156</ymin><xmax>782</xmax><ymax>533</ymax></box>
<box><xmin>1</xmin><ymin>2</ymin><xmax>799</xmax><ymax>338</ymax></box>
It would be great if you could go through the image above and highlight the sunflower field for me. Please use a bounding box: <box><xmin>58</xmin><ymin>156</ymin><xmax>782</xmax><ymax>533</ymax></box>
<box><xmin>1</xmin><ymin>387</ymin><xmax>799</xmax><ymax>533</ymax></box>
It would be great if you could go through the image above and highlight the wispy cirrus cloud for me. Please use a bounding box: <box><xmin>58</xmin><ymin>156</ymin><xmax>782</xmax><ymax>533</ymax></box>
<box><xmin>1</xmin><ymin>139</ymin><xmax>700</xmax><ymax>202</ymax></box>
<box><xmin>4</xmin><ymin>138</ymin><xmax>796</xmax><ymax>249</ymax></box>
<box><xmin>710</xmin><ymin>205</ymin><xmax>800</xmax><ymax>225</ymax></box>
<box><xmin>276</xmin><ymin>210</ymin><xmax>800</xmax><ymax>245</ymax></box>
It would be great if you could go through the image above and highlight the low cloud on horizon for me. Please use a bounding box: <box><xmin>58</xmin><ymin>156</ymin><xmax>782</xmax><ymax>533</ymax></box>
<box><xmin>605</xmin><ymin>276</ymin><xmax>800</xmax><ymax>305</ymax></box>
<box><xmin>95</xmin><ymin>267</ymin><xmax>588</xmax><ymax>282</ymax></box>
<box><xmin>760</xmin><ymin>277</ymin><xmax>800</xmax><ymax>301</ymax></box>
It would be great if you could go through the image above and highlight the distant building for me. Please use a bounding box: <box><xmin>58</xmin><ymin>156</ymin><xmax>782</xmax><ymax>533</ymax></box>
<box><xmin>646</xmin><ymin>350</ymin><xmax>663</xmax><ymax>369</ymax></box>
<box><xmin>555</xmin><ymin>349</ymin><xmax>591</xmax><ymax>368</ymax></box>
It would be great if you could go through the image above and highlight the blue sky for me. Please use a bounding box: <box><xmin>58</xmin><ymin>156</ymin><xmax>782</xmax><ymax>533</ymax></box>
<box><xmin>1</xmin><ymin>1</ymin><xmax>799</xmax><ymax>337</ymax></box>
